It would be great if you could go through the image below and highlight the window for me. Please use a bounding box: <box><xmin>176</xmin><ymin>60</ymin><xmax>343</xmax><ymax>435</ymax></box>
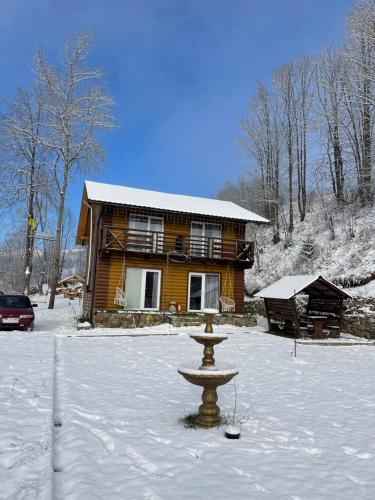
<box><xmin>125</xmin><ymin>268</ymin><xmax>161</xmax><ymax>310</ymax></box>
<box><xmin>128</xmin><ymin>214</ymin><xmax>164</xmax><ymax>252</ymax></box>
<box><xmin>0</xmin><ymin>295</ymin><xmax>32</xmax><ymax>308</ymax></box>
<box><xmin>190</xmin><ymin>222</ymin><xmax>221</xmax><ymax>258</ymax></box>
<box><xmin>188</xmin><ymin>273</ymin><xmax>220</xmax><ymax>311</ymax></box>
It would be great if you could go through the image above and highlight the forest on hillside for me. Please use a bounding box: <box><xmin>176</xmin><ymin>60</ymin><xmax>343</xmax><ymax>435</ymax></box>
<box><xmin>217</xmin><ymin>0</ymin><xmax>375</xmax><ymax>293</ymax></box>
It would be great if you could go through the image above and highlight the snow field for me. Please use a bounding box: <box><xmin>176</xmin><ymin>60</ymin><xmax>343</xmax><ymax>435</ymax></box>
<box><xmin>0</xmin><ymin>333</ymin><xmax>55</xmax><ymax>500</ymax></box>
<box><xmin>53</xmin><ymin>331</ymin><xmax>375</xmax><ymax>500</ymax></box>
<box><xmin>1</xmin><ymin>297</ymin><xmax>375</xmax><ymax>499</ymax></box>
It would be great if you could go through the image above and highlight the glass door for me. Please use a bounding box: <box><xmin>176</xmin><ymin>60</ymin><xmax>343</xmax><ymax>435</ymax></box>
<box><xmin>205</xmin><ymin>274</ymin><xmax>220</xmax><ymax>309</ymax></box>
<box><xmin>189</xmin><ymin>274</ymin><xmax>203</xmax><ymax>310</ymax></box>
<box><xmin>125</xmin><ymin>268</ymin><xmax>142</xmax><ymax>309</ymax></box>
<box><xmin>188</xmin><ymin>273</ymin><xmax>220</xmax><ymax>311</ymax></box>
<box><xmin>125</xmin><ymin>268</ymin><xmax>161</xmax><ymax>310</ymax></box>
<box><xmin>142</xmin><ymin>270</ymin><xmax>161</xmax><ymax>309</ymax></box>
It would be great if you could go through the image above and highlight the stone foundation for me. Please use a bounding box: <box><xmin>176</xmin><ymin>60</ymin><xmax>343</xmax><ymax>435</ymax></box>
<box><xmin>343</xmin><ymin>298</ymin><xmax>375</xmax><ymax>339</ymax></box>
<box><xmin>244</xmin><ymin>298</ymin><xmax>267</xmax><ymax>317</ymax></box>
<box><xmin>93</xmin><ymin>310</ymin><xmax>256</xmax><ymax>329</ymax></box>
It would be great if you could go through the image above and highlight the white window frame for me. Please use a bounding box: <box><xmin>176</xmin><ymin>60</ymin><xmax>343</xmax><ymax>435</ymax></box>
<box><xmin>187</xmin><ymin>272</ymin><xmax>220</xmax><ymax>312</ymax></box>
<box><xmin>129</xmin><ymin>214</ymin><xmax>164</xmax><ymax>252</ymax></box>
<box><xmin>126</xmin><ymin>268</ymin><xmax>162</xmax><ymax>311</ymax></box>
<box><xmin>129</xmin><ymin>214</ymin><xmax>164</xmax><ymax>231</ymax></box>
<box><xmin>190</xmin><ymin>221</ymin><xmax>222</xmax><ymax>257</ymax></box>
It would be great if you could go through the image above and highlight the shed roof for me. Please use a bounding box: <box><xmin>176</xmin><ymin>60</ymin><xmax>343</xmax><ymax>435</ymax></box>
<box><xmin>84</xmin><ymin>180</ymin><xmax>269</xmax><ymax>223</ymax></box>
<box><xmin>57</xmin><ymin>274</ymin><xmax>85</xmax><ymax>285</ymax></box>
<box><xmin>254</xmin><ymin>275</ymin><xmax>351</xmax><ymax>300</ymax></box>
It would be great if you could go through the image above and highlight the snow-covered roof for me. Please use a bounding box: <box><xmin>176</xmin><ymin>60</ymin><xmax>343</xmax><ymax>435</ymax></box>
<box><xmin>57</xmin><ymin>275</ymin><xmax>85</xmax><ymax>285</ymax></box>
<box><xmin>254</xmin><ymin>275</ymin><xmax>351</xmax><ymax>299</ymax></box>
<box><xmin>85</xmin><ymin>181</ymin><xmax>269</xmax><ymax>223</ymax></box>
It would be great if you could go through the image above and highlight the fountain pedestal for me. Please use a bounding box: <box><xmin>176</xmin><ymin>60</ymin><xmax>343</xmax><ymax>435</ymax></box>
<box><xmin>178</xmin><ymin>309</ymin><xmax>238</xmax><ymax>428</ymax></box>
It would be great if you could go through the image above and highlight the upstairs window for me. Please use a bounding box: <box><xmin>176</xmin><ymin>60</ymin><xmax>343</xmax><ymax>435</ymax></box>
<box><xmin>128</xmin><ymin>214</ymin><xmax>164</xmax><ymax>252</ymax></box>
<box><xmin>190</xmin><ymin>222</ymin><xmax>221</xmax><ymax>258</ymax></box>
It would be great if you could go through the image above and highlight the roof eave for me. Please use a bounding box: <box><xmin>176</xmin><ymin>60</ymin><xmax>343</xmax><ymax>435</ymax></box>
<box><xmin>86</xmin><ymin>198</ymin><xmax>268</xmax><ymax>224</ymax></box>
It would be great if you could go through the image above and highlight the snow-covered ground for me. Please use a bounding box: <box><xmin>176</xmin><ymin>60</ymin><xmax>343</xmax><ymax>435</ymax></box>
<box><xmin>1</xmin><ymin>297</ymin><xmax>375</xmax><ymax>499</ymax></box>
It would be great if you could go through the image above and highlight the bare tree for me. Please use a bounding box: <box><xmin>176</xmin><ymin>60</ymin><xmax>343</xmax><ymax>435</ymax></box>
<box><xmin>240</xmin><ymin>82</ymin><xmax>281</xmax><ymax>242</ymax></box>
<box><xmin>294</xmin><ymin>57</ymin><xmax>314</xmax><ymax>221</ymax></box>
<box><xmin>315</xmin><ymin>48</ymin><xmax>347</xmax><ymax>203</ymax></box>
<box><xmin>35</xmin><ymin>34</ymin><xmax>115</xmax><ymax>309</ymax></box>
<box><xmin>274</xmin><ymin>62</ymin><xmax>297</xmax><ymax>232</ymax></box>
<box><xmin>345</xmin><ymin>0</ymin><xmax>375</xmax><ymax>204</ymax></box>
<box><xmin>0</xmin><ymin>87</ymin><xmax>48</xmax><ymax>294</ymax></box>
<box><xmin>0</xmin><ymin>227</ymin><xmax>26</xmax><ymax>292</ymax></box>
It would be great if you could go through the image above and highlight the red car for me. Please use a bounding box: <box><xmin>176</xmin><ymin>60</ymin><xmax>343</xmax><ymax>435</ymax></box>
<box><xmin>0</xmin><ymin>294</ymin><xmax>38</xmax><ymax>331</ymax></box>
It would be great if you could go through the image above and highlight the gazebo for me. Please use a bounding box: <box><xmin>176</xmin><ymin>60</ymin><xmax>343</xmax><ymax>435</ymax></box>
<box><xmin>255</xmin><ymin>275</ymin><xmax>351</xmax><ymax>338</ymax></box>
<box><xmin>57</xmin><ymin>275</ymin><xmax>85</xmax><ymax>299</ymax></box>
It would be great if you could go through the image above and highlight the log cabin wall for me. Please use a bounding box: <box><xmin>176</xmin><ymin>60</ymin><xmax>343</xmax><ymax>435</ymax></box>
<box><xmin>93</xmin><ymin>204</ymin><xmax>247</xmax><ymax>313</ymax></box>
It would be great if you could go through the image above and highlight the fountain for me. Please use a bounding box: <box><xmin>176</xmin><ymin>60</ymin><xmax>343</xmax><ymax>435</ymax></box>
<box><xmin>178</xmin><ymin>308</ymin><xmax>239</xmax><ymax>428</ymax></box>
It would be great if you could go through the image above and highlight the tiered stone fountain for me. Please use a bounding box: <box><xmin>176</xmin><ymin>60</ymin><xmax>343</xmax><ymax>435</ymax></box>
<box><xmin>178</xmin><ymin>309</ymin><xmax>238</xmax><ymax>427</ymax></box>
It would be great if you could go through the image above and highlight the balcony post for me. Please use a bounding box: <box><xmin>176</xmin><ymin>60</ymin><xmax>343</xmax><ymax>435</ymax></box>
<box><xmin>102</xmin><ymin>226</ymin><xmax>107</xmax><ymax>249</ymax></box>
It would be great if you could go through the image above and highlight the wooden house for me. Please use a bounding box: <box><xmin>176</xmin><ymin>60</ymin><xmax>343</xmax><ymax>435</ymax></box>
<box><xmin>76</xmin><ymin>181</ymin><xmax>268</xmax><ymax>324</ymax></box>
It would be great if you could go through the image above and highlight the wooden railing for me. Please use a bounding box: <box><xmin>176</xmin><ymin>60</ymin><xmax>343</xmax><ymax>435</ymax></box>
<box><xmin>100</xmin><ymin>225</ymin><xmax>254</xmax><ymax>263</ymax></box>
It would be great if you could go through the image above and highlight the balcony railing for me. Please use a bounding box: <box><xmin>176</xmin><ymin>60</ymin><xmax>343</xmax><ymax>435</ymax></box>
<box><xmin>100</xmin><ymin>225</ymin><xmax>254</xmax><ymax>264</ymax></box>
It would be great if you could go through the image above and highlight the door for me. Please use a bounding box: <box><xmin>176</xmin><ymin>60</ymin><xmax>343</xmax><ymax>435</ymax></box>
<box><xmin>142</xmin><ymin>270</ymin><xmax>161</xmax><ymax>309</ymax></box>
<box><xmin>188</xmin><ymin>273</ymin><xmax>220</xmax><ymax>311</ymax></box>
<box><xmin>125</xmin><ymin>268</ymin><xmax>161</xmax><ymax>310</ymax></box>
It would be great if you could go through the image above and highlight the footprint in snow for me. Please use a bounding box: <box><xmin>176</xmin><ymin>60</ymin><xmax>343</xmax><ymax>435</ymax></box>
<box><xmin>346</xmin><ymin>474</ymin><xmax>369</xmax><ymax>486</ymax></box>
<box><xmin>125</xmin><ymin>445</ymin><xmax>159</xmax><ymax>474</ymax></box>
<box><xmin>143</xmin><ymin>487</ymin><xmax>162</xmax><ymax>500</ymax></box>
<box><xmin>343</xmin><ymin>446</ymin><xmax>373</xmax><ymax>459</ymax></box>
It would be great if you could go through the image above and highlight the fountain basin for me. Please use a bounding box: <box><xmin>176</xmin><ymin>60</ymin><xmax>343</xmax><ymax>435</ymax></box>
<box><xmin>189</xmin><ymin>333</ymin><xmax>228</xmax><ymax>346</ymax></box>
<box><xmin>178</xmin><ymin>362</ymin><xmax>238</xmax><ymax>386</ymax></box>
<box><xmin>178</xmin><ymin>362</ymin><xmax>238</xmax><ymax>427</ymax></box>
<box><xmin>189</xmin><ymin>333</ymin><xmax>228</xmax><ymax>340</ymax></box>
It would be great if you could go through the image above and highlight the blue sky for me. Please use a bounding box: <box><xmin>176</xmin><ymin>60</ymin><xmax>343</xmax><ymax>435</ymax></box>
<box><xmin>0</xmin><ymin>0</ymin><xmax>354</xmax><ymax>222</ymax></box>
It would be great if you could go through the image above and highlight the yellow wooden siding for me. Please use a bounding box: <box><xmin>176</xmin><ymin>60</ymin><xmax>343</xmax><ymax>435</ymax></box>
<box><xmin>96</xmin><ymin>207</ymin><xmax>247</xmax><ymax>312</ymax></box>
<box><xmin>104</xmin><ymin>254</ymin><xmax>239</xmax><ymax>312</ymax></box>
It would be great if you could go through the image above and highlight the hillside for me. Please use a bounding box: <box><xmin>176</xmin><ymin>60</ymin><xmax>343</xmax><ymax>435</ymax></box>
<box><xmin>245</xmin><ymin>199</ymin><xmax>375</xmax><ymax>298</ymax></box>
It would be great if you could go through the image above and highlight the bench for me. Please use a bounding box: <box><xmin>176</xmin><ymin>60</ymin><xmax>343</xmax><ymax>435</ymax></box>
<box><xmin>325</xmin><ymin>325</ymin><xmax>340</xmax><ymax>338</ymax></box>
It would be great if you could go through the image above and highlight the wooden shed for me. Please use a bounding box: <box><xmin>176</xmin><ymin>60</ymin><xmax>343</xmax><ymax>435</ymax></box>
<box><xmin>255</xmin><ymin>275</ymin><xmax>351</xmax><ymax>338</ymax></box>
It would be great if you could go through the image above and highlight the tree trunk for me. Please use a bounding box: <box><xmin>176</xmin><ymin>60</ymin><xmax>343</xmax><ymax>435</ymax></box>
<box><xmin>48</xmin><ymin>164</ymin><xmax>69</xmax><ymax>309</ymax></box>
<box><xmin>360</xmin><ymin>79</ymin><xmax>372</xmax><ymax>204</ymax></box>
<box><xmin>332</xmin><ymin>123</ymin><xmax>345</xmax><ymax>203</ymax></box>
<box><xmin>288</xmin><ymin>141</ymin><xmax>293</xmax><ymax>233</ymax></box>
<box><xmin>24</xmin><ymin>149</ymin><xmax>36</xmax><ymax>295</ymax></box>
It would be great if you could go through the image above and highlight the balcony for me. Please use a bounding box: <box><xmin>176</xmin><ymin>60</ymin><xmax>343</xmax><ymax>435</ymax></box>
<box><xmin>100</xmin><ymin>225</ymin><xmax>254</xmax><ymax>265</ymax></box>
